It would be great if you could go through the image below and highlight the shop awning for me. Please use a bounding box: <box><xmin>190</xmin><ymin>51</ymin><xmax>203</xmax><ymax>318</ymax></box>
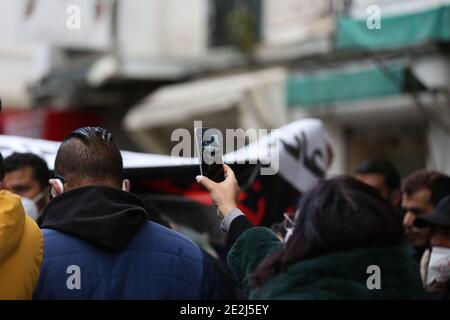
<box><xmin>123</xmin><ymin>68</ymin><xmax>287</xmax><ymax>153</ymax></box>
<box><xmin>337</xmin><ymin>3</ymin><xmax>450</xmax><ymax>50</ymax></box>
<box><xmin>287</xmin><ymin>62</ymin><xmax>420</xmax><ymax>108</ymax></box>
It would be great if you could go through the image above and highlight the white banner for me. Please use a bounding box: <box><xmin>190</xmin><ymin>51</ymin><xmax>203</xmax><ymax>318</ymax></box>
<box><xmin>0</xmin><ymin>135</ymin><xmax>194</xmax><ymax>170</ymax></box>
<box><xmin>224</xmin><ymin>119</ymin><xmax>327</xmax><ymax>192</ymax></box>
<box><xmin>0</xmin><ymin>119</ymin><xmax>327</xmax><ymax>192</ymax></box>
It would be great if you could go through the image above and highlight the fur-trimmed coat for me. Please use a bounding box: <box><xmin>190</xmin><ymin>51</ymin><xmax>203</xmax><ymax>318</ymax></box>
<box><xmin>228</xmin><ymin>227</ymin><xmax>425</xmax><ymax>299</ymax></box>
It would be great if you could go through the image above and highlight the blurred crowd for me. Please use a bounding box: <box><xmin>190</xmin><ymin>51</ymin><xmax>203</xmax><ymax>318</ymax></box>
<box><xmin>0</xmin><ymin>126</ymin><xmax>449</xmax><ymax>300</ymax></box>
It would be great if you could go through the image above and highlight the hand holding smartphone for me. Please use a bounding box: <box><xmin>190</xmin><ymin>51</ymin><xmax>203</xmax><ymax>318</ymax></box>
<box><xmin>195</xmin><ymin>127</ymin><xmax>225</xmax><ymax>183</ymax></box>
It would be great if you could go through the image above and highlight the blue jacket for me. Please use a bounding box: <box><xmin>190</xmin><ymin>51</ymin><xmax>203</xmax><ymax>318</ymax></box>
<box><xmin>33</xmin><ymin>186</ymin><xmax>225</xmax><ymax>299</ymax></box>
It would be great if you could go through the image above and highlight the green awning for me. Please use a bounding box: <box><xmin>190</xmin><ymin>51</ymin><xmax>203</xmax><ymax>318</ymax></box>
<box><xmin>287</xmin><ymin>63</ymin><xmax>409</xmax><ymax>108</ymax></box>
<box><xmin>337</xmin><ymin>4</ymin><xmax>450</xmax><ymax>50</ymax></box>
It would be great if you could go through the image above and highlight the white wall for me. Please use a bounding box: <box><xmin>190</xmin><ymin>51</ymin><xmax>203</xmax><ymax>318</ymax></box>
<box><xmin>0</xmin><ymin>0</ymin><xmax>35</xmax><ymax>107</ymax></box>
<box><xmin>163</xmin><ymin>0</ymin><xmax>208</xmax><ymax>58</ymax></box>
<box><xmin>427</xmin><ymin>121</ymin><xmax>450</xmax><ymax>175</ymax></box>
<box><xmin>262</xmin><ymin>0</ymin><xmax>333</xmax><ymax>47</ymax></box>
<box><xmin>117</xmin><ymin>0</ymin><xmax>162</xmax><ymax>58</ymax></box>
<box><xmin>17</xmin><ymin>0</ymin><xmax>114</xmax><ymax>50</ymax></box>
<box><xmin>117</xmin><ymin>0</ymin><xmax>208</xmax><ymax>61</ymax></box>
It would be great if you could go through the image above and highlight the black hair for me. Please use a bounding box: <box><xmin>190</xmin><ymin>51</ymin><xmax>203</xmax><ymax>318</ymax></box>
<box><xmin>54</xmin><ymin>127</ymin><xmax>123</xmax><ymax>186</ymax></box>
<box><xmin>253</xmin><ymin>176</ymin><xmax>403</xmax><ymax>287</ymax></box>
<box><xmin>4</xmin><ymin>152</ymin><xmax>50</xmax><ymax>188</ymax></box>
<box><xmin>355</xmin><ymin>159</ymin><xmax>401</xmax><ymax>192</ymax></box>
<box><xmin>0</xmin><ymin>153</ymin><xmax>4</xmax><ymax>181</ymax></box>
<box><xmin>403</xmin><ymin>170</ymin><xmax>450</xmax><ymax>206</ymax></box>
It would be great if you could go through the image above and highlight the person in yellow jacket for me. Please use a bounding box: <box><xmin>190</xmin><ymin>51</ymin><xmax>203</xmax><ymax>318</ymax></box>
<box><xmin>0</xmin><ymin>152</ymin><xmax>43</xmax><ymax>300</ymax></box>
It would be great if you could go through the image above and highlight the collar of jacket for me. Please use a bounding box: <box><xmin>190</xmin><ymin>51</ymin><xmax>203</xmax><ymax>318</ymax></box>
<box><xmin>252</xmin><ymin>245</ymin><xmax>425</xmax><ymax>299</ymax></box>
<box><xmin>41</xmin><ymin>185</ymin><xmax>149</xmax><ymax>252</ymax></box>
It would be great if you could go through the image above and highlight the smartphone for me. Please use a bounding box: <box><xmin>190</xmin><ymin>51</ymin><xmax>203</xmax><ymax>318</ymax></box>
<box><xmin>195</xmin><ymin>127</ymin><xmax>225</xmax><ymax>183</ymax></box>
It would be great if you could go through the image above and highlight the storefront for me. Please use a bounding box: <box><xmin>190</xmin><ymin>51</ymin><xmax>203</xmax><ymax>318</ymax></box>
<box><xmin>287</xmin><ymin>1</ymin><xmax>450</xmax><ymax>176</ymax></box>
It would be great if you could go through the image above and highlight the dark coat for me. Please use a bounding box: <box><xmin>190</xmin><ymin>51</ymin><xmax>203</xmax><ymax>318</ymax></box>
<box><xmin>228</xmin><ymin>227</ymin><xmax>425</xmax><ymax>299</ymax></box>
<box><xmin>34</xmin><ymin>186</ymin><xmax>225</xmax><ymax>299</ymax></box>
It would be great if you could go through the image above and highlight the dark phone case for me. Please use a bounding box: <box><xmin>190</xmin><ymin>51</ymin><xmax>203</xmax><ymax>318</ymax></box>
<box><xmin>196</xmin><ymin>128</ymin><xmax>225</xmax><ymax>182</ymax></box>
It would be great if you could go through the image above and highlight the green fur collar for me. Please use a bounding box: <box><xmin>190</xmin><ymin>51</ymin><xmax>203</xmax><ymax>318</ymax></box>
<box><xmin>251</xmin><ymin>245</ymin><xmax>424</xmax><ymax>299</ymax></box>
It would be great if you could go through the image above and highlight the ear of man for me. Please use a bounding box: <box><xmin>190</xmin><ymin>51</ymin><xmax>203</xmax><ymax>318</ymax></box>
<box><xmin>49</xmin><ymin>179</ymin><xmax>64</xmax><ymax>197</ymax></box>
<box><xmin>122</xmin><ymin>179</ymin><xmax>130</xmax><ymax>192</ymax></box>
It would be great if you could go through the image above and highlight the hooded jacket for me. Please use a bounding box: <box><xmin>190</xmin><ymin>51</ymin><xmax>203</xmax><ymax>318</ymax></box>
<box><xmin>0</xmin><ymin>190</ymin><xmax>43</xmax><ymax>299</ymax></box>
<box><xmin>228</xmin><ymin>227</ymin><xmax>425</xmax><ymax>299</ymax></box>
<box><xmin>34</xmin><ymin>186</ymin><xmax>224</xmax><ymax>299</ymax></box>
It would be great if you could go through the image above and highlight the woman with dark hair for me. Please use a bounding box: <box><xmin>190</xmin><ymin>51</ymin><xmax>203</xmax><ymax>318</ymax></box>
<box><xmin>196</xmin><ymin>165</ymin><xmax>424</xmax><ymax>299</ymax></box>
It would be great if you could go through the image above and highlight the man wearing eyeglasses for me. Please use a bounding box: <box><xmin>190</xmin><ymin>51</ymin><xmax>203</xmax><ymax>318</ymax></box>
<box><xmin>402</xmin><ymin>170</ymin><xmax>450</xmax><ymax>261</ymax></box>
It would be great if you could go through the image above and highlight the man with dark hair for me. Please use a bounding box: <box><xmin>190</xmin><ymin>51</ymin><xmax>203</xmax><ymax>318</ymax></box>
<box><xmin>53</xmin><ymin>127</ymin><xmax>123</xmax><ymax>188</ymax></box>
<box><xmin>402</xmin><ymin>170</ymin><xmax>450</xmax><ymax>260</ymax></box>
<box><xmin>354</xmin><ymin>159</ymin><xmax>401</xmax><ymax>208</ymax></box>
<box><xmin>34</xmin><ymin>127</ymin><xmax>227</xmax><ymax>299</ymax></box>
<box><xmin>3</xmin><ymin>153</ymin><xmax>50</xmax><ymax>221</ymax></box>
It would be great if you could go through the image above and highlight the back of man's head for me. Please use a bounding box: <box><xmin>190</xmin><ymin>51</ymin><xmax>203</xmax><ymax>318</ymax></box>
<box><xmin>403</xmin><ymin>170</ymin><xmax>450</xmax><ymax>206</ymax></box>
<box><xmin>355</xmin><ymin>159</ymin><xmax>401</xmax><ymax>192</ymax></box>
<box><xmin>55</xmin><ymin>127</ymin><xmax>123</xmax><ymax>189</ymax></box>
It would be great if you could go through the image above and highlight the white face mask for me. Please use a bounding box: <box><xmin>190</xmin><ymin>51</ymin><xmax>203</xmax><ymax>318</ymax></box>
<box><xmin>32</xmin><ymin>191</ymin><xmax>45</xmax><ymax>203</ymax></box>
<box><xmin>21</xmin><ymin>196</ymin><xmax>40</xmax><ymax>221</ymax></box>
<box><xmin>426</xmin><ymin>246</ymin><xmax>450</xmax><ymax>287</ymax></box>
